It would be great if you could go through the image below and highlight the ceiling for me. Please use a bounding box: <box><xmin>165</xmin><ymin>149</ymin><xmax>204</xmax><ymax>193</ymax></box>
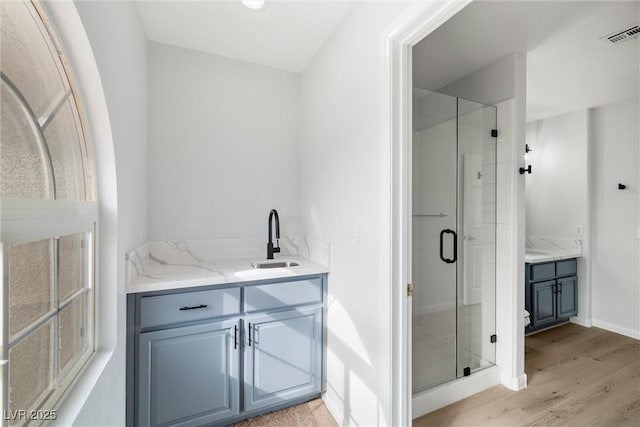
<box><xmin>135</xmin><ymin>0</ymin><xmax>352</xmax><ymax>73</ymax></box>
<box><xmin>413</xmin><ymin>1</ymin><xmax>640</xmax><ymax>122</ymax></box>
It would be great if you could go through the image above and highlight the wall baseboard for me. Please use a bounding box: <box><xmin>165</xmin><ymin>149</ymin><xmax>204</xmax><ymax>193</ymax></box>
<box><xmin>570</xmin><ymin>316</ymin><xmax>593</xmax><ymax>328</ymax></box>
<box><xmin>501</xmin><ymin>371</ymin><xmax>527</xmax><ymax>391</ymax></box>
<box><xmin>592</xmin><ymin>319</ymin><xmax>640</xmax><ymax>340</ymax></box>
<box><xmin>322</xmin><ymin>391</ymin><xmax>344</xmax><ymax>427</ymax></box>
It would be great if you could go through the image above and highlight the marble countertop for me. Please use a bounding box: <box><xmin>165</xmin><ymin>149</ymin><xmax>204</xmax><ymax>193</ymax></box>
<box><xmin>525</xmin><ymin>235</ymin><xmax>582</xmax><ymax>263</ymax></box>
<box><xmin>126</xmin><ymin>237</ymin><xmax>330</xmax><ymax>294</ymax></box>
<box><xmin>524</xmin><ymin>248</ymin><xmax>582</xmax><ymax>263</ymax></box>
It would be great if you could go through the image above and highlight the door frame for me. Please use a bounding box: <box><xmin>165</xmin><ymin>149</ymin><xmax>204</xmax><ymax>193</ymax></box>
<box><xmin>385</xmin><ymin>1</ymin><xmax>474</xmax><ymax>425</ymax></box>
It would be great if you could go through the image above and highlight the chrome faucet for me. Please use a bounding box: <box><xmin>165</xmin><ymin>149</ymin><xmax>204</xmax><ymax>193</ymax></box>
<box><xmin>267</xmin><ymin>209</ymin><xmax>280</xmax><ymax>259</ymax></box>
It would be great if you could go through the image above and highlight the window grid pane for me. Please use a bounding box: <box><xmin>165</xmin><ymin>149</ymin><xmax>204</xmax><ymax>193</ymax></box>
<box><xmin>43</xmin><ymin>100</ymin><xmax>86</xmax><ymax>200</ymax></box>
<box><xmin>58</xmin><ymin>233</ymin><xmax>84</xmax><ymax>303</ymax></box>
<box><xmin>68</xmin><ymin>95</ymin><xmax>97</xmax><ymax>202</ymax></box>
<box><xmin>59</xmin><ymin>295</ymin><xmax>86</xmax><ymax>374</ymax></box>
<box><xmin>8</xmin><ymin>239</ymin><xmax>55</xmax><ymax>337</ymax></box>
<box><xmin>0</xmin><ymin>1</ymin><xmax>69</xmax><ymax>119</ymax></box>
<box><xmin>0</xmin><ymin>80</ymin><xmax>53</xmax><ymax>199</ymax></box>
<box><xmin>8</xmin><ymin>319</ymin><xmax>55</xmax><ymax>421</ymax></box>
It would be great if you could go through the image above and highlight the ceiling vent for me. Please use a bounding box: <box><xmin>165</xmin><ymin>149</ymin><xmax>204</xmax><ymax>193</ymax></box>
<box><xmin>601</xmin><ymin>24</ymin><xmax>640</xmax><ymax>45</ymax></box>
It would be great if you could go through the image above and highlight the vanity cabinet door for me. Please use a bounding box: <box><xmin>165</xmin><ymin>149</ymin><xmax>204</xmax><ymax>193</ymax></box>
<box><xmin>531</xmin><ymin>280</ymin><xmax>557</xmax><ymax>328</ymax></box>
<box><xmin>138</xmin><ymin>320</ymin><xmax>239</xmax><ymax>427</ymax></box>
<box><xmin>244</xmin><ymin>306</ymin><xmax>322</xmax><ymax>412</ymax></box>
<box><xmin>557</xmin><ymin>276</ymin><xmax>578</xmax><ymax>319</ymax></box>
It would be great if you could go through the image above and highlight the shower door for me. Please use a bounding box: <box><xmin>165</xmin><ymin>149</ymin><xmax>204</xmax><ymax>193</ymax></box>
<box><xmin>411</xmin><ymin>90</ymin><xmax>496</xmax><ymax>394</ymax></box>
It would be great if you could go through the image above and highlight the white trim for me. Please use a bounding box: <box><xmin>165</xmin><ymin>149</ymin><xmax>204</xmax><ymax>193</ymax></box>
<box><xmin>570</xmin><ymin>316</ymin><xmax>593</xmax><ymax>328</ymax></box>
<box><xmin>412</xmin><ymin>366</ymin><xmax>501</xmax><ymax>419</ymax></box>
<box><xmin>39</xmin><ymin>0</ymin><xmax>119</xmax><ymax>422</ymax></box>
<box><xmin>52</xmin><ymin>350</ymin><xmax>113</xmax><ymax>427</ymax></box>
<box><xmin>322</xmin><ymin>391</ymin><xmax>347</xmax><ymax>427</ymax></box>
<box><xmin>386</xmin><ymin>1</ymin><xmax>474</xmax><ymax>424</ymax></box>
<box><xmin>592</xmin><ymin>319</ymin><xmax>640</xmax><ymax>340</ymax></box>
<box><xmin>500</xmin><ymin>372</ymin><xmax>527</xmax><ymax>391</ymax></box>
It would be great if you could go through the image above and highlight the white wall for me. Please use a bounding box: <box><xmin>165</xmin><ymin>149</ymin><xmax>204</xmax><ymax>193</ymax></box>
<box><xmin>437</xmin><ymin>53</ymin><xmax>519</xmax><ymax>107</ymax></box>
<box><xmin>147</xmin><ymin>42</ymin><xmax>300</xmax><ymax>241</ymax></box>
<box><xmin>72</xmin><ymin>1</ymin><xmax>148</xmax><ymax>425</ymax></box>
<box><xmin>525</xmin><ymin>111</ymin><xmax>588</xmax><ymax>238</ymax></box>
<box><xmin>590</xmin><ymin>98</ymin><xmax>640</xmax><ymax>338</ymax></box>
<box><xmin>298</xmin><ymin>2</ymin><xmax>412</xmax><ymax>425</ymax></box>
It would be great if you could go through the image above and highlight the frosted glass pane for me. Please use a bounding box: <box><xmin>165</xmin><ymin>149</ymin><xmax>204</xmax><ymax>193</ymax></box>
<box><xmin>9</xmin><ymin>239</ymin><xmax>54</xmax><ymax>336</ymax></box>
<box><xmin>8</xmin><ymin>320</ymin><xmax>54</xmax><ymax>417</ymax></box>
<box><xmin>58</xmin><ymin>233</ymin><xmax>84</xmax><ymax>302</ymax></box>
<box><xmin>59</xmin><ymin>297</ymin><xmax>86</xmax><ymax>373</ymax></box>
<box><xmin>43</xmin><ymin>100</ymin><xmax>86</xmax><ymax>200</ymax></box>
<box><xmin>0</xmin><ymin>81</ymin><xmax>52</xmax><ymax>198</ymax></box>
<box><xmin>0</xmin><ymin>1</ymin><xmax>68</xmax><ymax>118</ymax></box>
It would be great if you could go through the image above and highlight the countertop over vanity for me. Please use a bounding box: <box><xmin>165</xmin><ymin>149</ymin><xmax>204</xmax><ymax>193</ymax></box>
<box><xmin>125</xmin><ymin>237</ymin><xmax>330</xmax><ymax>294</ymax></box>
<box><xmin>525</xmin><ymin>236</ymin><xmax>582</xmax><ymax>263</ymax></box>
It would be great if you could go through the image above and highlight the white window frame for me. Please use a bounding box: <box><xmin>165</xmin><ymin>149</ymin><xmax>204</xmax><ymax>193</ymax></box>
<box><xmin>1</xmin><ymin>1</ymin><xmax>100</xmax><ymax>423</ymax></box>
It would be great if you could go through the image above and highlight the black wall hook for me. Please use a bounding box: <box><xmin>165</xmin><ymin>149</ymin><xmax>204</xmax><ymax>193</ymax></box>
<box><xmin>618</xmin><ymin>183</ymin><xmax>626</xmax><ymax>190</ymax></box>
<box><xmin>519</xmin><ymin>165</ymin><xmax>532</xmax><ymax>175</ymax></box>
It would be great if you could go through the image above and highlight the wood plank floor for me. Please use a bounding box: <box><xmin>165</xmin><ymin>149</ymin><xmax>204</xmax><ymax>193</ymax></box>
<box><xmin>414</xmin><ymin>323</ymin><xmax>640</xmax><ymax>426</ymax></box>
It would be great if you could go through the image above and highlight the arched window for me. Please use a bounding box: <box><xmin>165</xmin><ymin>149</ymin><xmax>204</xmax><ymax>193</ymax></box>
<box><xmin>1</xmin><ymin>0</ymin><xmax>97</xmax><ymax>422</ymax></box>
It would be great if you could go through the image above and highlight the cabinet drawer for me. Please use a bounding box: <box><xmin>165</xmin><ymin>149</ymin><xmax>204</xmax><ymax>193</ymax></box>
<box><xmin>530</xmin><ymin>262</ymin><xmax>556</xmax><ymax>281</ymax></box>
<box><xmin>140</xmin><ymin>287</ymin><xmax>241</xmax><ymax>328</ymax></box>
<box><xmin>556</xmin><ymin>258</ymin><xmax>577</xmax><ymax>277</ymax></box>
<box><xmin>245</xmin><ymin>278</ymin><xmax>322</xmax><ymax>312</ymax></box>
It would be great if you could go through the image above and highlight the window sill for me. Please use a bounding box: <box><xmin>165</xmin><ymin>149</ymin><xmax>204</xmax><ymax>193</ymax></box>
<box><xmin>51</xmin><ymin>349</ymin><xmax>115</xmax><ymax>426</ymax></box>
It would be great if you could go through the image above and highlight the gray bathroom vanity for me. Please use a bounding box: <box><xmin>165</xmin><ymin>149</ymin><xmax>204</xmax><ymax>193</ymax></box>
<box><xmin>124</xmin><ymin>239</ymin><xmax>329</xmax><ymax>427</ymax></box>
<box><xmin>525</xmin><ymin>258</ymin><xmax>578</xmax><ymax>334</ymax></box>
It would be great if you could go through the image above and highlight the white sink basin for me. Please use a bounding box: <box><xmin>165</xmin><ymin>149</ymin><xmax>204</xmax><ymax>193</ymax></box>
<box><xmin>251</xmin><ymin>261</ymin><xmax>300</xmax><ymax>269</ymax></box>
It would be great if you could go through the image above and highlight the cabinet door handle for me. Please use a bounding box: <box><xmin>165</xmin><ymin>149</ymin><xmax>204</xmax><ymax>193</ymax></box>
<box><xmin>179</xmin><ymin>304</ymin><xmax>207</xmax><ymax>311</ymax></box>
<box><xmin>234</xmin><ymin>325</ymin><xmax>238</xmax><ymax>350</ymax></box>
<box><xmin>557</xmin><ymin>283</ymin><xmax>562</xmax><ymax>293</ymax></box>
<box><xmin>248</xmin><ymin>323</ymin><xmax>252</xmax><ymax>346</ymax></box>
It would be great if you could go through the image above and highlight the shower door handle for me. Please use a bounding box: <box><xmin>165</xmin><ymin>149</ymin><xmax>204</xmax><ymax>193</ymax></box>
<box><xmin>439</xmin><ymin>229</ymin><xmax>457</xmax><ymax>264</ymax></box>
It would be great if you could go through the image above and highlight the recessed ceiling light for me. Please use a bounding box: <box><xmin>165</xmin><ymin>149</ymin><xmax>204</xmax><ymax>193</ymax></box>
<box><xmin>242</xmin><ymin>0</ymin><xmax>265</xmax><ymax>10</ymax></box>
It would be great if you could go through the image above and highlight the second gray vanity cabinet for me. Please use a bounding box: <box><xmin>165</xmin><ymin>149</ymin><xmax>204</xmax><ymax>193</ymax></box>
<box><xmin>525</xmin><ymin>258</ymin><xmax>578</xmax><ymax>333</ymax></box>
<box><xmin>137</xmin><ymin>319</ymin><xmax>239</xmax><ymax>427</ymax></box>
<box><xmin>243</xmin><ymin>306</ymin><xmax>322</xmax><ymax>413</ymax></box>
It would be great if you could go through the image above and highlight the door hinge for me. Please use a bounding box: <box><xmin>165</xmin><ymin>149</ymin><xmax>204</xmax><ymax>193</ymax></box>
<box><xmin>407</xmin><ymin>283</ymin><xmax>414</xmax><ymax>297</ymax></box>
<box><xmin>490</xmin><ymin>334</ymin><xmax>497</xmax><ymax>343</ymax></box>
<box><xmin>491</xmin><ymin>129</ymin><xmax>498</xmax><ymax>137</ymax></box>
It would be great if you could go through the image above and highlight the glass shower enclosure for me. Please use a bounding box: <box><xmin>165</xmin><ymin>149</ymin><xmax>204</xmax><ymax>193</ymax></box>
<box><xmin>411</xmin><ymin>89</ymin><xmax>497</xmax><ymax>393</ymax></box>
